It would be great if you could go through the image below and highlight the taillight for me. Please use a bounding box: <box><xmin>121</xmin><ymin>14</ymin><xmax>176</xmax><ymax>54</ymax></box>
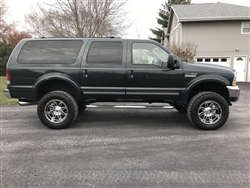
<box><xmin>6</xmin><ymin>70</ymin><xmax>10</xmax><ymax>85</ymax></box>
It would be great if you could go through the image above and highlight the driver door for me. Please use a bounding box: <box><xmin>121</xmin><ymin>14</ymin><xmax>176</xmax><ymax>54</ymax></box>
<box><xmin>125</xmin><ymin>41</ymin><xmax>183</xmax><ymax>103</ymax></box>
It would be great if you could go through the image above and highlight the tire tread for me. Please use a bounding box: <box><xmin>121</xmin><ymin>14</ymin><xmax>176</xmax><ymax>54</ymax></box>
<box><xmin>37</xmin><ymin>91</ymin><xmax>78</xmax><ymax>129</ymax></box>
<box><xmin>187</xmin><ymin>92</ymin><xmax>229</xmax><ymax>130</ymax></box>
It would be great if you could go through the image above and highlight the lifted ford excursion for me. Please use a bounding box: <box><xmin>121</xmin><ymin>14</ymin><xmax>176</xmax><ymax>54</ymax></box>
<box><xmin>4</xmin><ymin>38</ymin><xmax>240</xmax><ymax>130</ymax></box>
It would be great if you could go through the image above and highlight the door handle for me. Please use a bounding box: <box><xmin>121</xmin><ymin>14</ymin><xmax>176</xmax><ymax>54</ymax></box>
<box><xmin>82</xmin><ymin>69</ymin><xmax>88</xmax><ymax>78</ymax></box>
<box><xmin>127</xmin><ymin>70</ymin><xmax>134</xmax><ymax>79</ymax></box>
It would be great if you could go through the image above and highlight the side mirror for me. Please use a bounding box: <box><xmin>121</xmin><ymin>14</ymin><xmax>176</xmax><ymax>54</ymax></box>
<box><xmin>167</xmin><ymin>54</ymin><xmax>177</xmax><ymax>69</ymax></box>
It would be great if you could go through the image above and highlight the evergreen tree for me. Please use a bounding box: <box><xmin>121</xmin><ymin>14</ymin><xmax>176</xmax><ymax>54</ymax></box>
<box><xmin>150</xmin><ymin>0</ymin><xmax>191</xmax><ymax>43</ymax></box>
<box><xmin>0</xmin><ymin>40</ymin><xmax>12</xmax><ymax>76</ymax></box>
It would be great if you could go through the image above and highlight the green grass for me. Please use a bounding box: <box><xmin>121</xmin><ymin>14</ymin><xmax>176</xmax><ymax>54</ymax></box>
<box><xmin>0</xmin><ymin>76</ymin><xmax>18</xmax><ymax>106</ymax></box>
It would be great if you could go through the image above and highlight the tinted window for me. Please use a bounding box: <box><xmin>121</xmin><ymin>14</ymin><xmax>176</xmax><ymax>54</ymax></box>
<box><xmin>87</xmin><ymin>42</ymin><xmax>123</xmax><ymax>65</ymax></box>
<box><xmin>18</xmin><ymin>40</ymin><xmax>83</xmax><ymax>64</ymax></box>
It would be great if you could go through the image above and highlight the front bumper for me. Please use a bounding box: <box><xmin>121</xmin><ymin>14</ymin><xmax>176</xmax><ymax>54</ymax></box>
<box><xmin>3</xmin><ymin>89</ymin><xmax>12</xmax><ymax>99</ymax></box>
<box><xmin>226</xmin><ymin>85</ymin><xmax>240</xmax><ymax>102</ymax></box>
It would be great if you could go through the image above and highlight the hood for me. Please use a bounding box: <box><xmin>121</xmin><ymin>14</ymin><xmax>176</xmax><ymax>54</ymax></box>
<box><xmin>183</xmin><ymin>62</ymin><xmax>235</xmax><ymax>74</ymax></box>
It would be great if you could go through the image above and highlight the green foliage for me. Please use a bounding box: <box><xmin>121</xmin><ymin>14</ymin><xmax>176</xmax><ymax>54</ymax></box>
<box><xmin>0</xmin><ymin>40</ymin><xmax>12</xmax><ymax>76</ymax></box>
<box><xmin>0</xmin><ymin>76</ymin><xmax>18</xmax><ymax>106</ymax></box>
<box><xmin>150</xmin><ymin>0</ymin><xmax>191</xmax><ymax>43</ymax></box>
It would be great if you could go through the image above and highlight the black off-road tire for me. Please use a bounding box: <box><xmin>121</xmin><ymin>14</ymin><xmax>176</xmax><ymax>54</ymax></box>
<box><xmin>37</xmin><ymin>91</ymin><xmax>78</xmax><ymax>129</ymax></box>
<box><xmin>175</xmin><ymin>105</ymin><xmax>187</xmax><ymax>113</ymax></box>
<box><xmin>187</xmin><ymin>92</ymin><xmax>229</xmax><ymax>130</ymax></box>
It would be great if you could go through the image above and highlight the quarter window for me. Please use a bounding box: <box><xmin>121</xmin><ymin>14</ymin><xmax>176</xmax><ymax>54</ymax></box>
<box><xmin>18</xmin><ymin>40</ymin><xmax>83</xmax><ymax>64</ymax></box>
<box><xmin>132</xmin><ymin>43</ymin><xmax>169</xmax><ymax>67</ymax></box>
<box><xmin>87</xmin><ymin>42</ymin><xmax>123</xmax><ymax>65</ymax></box>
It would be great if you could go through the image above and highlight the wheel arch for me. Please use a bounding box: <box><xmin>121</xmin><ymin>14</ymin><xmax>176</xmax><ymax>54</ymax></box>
<box><xmin>33</xmin><ymin>74</ymin><xmax>82</xmax><ymax>101</ymax></box>
<box><xmin>178</xmin><ymin>78</ymin><xmax>230</xmax><ymax>106</ymax></box>
<box><xmin>188</xmin><ymin>81</ymin><xmax>229</xmax><ymax>102</ymax></box>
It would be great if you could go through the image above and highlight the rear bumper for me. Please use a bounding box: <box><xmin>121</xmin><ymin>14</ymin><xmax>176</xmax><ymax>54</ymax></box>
<box><xmin>3</xmin><ymin>89</ymin><xmax>12</xmax><ymax>99</ymax></box>
<box><xmin>226</xmin><ymin>85</ymin><xmax>240</xmax><ymax>102</ymax></box>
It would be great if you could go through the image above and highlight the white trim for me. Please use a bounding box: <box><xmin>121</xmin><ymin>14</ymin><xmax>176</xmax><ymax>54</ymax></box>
<box><xmin>169</xmin><ymin>23</ymin><xmax>181</xmax><ymax>35</ymax></box>
<box><xmin>247</xmin><ymin>56</ymin><xmax>250</xmax><ymax>82</ymax></box>
<box><xmin>180</xmin><ymin>23</ymin><xmax>182</xmax><ymax>43</ymax></box>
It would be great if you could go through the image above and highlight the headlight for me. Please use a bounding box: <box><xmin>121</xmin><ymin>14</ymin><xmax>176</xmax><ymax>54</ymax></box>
<box><xmin>232</xmin><ymin>71</ymin><xmax>237</xmax><ymax>86</ymax></box>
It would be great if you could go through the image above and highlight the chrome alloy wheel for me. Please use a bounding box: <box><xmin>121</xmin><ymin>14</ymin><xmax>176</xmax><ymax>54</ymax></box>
<box><xmin>44</xmin><ymin>99</ymin><xmax>68</xmax><ymax>123</ymax></box>
<box><xmin>198</xmin><ymin>100</ymin><xmax>222</xmax><ymax>125</ymax></box>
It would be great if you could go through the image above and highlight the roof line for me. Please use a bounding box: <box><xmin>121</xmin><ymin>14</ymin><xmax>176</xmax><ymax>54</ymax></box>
<box><xmin>179</xmin><ymin>17</ymin><xmax>250</xmax><ymax>22</ymax></box>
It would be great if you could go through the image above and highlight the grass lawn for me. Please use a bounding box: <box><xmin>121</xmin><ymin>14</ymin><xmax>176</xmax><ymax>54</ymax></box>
<box><xmin>0</xmin><ymin>76</ymin><xmax>18</xmax><ymax>106</ymax></box>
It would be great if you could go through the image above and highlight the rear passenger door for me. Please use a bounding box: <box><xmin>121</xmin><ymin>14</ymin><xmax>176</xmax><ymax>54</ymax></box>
<box><xmin>80</xmin><ymin>39</ymin><xmax>127</xmax><ymax>101</ymax></box>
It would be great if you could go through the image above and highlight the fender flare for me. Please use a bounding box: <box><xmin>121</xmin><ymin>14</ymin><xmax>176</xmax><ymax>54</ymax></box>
<box><xmin>33</xmin><ymin>73</ymin><xmax>82</xmax><ymax>101</ymax></box>
<box><xmin>186</xmin><ymin>74</ymin><xmax>230</xmax><ymax>92</ymax></box>
<box><xmin>178</xmin><ymin>74</ymin><xmax>230</xmax><ymax>106</ymax></box>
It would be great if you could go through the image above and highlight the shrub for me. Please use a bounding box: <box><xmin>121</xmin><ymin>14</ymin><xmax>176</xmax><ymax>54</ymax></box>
<box><xmin>167</xmin><ymin>42</ymin><xmax>197</xmax><ymax>63</ymax></box>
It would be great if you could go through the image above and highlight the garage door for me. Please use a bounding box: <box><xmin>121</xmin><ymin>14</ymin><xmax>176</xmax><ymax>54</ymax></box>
<box><xmin>196</xmin><ymin>57</ymin><xmax>230</xmax><ymax>67</ymax></box>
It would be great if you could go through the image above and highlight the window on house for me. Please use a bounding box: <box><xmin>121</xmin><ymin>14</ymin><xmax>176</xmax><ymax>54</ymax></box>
<box><xmin>213</xmin><ymin>58</ymin><xmax>219</xmax><ymax>62</ymax></box>
<box><xmin>241</xmin><ymin>21</ymin><xmax>250</xmax><ymax>34</ymax></box>
<box><xmin>221</xmin><ymin>58</ymin><xmax>227</xmax><ymax>62</ymax></box>
<box><xmin>197</xmin><ymin>58</ymin><xmax>202</xmax><ymax>62</ymax></box>
<box><xmin>205</xmin><ymin>58</ymin><xmax>211</xmax><ymax>62</ymax></box>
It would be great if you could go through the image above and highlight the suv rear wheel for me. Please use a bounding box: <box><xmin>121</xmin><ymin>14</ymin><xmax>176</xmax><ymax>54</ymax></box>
<box><xmin>37</xmin><ymin>91</ymin><xmax>78</xmax><ymax>129</ymax></box>
<box><xmin>187</xmin><ymin>92</ymin><xmax>229</xmax><ymax>130</ymax></box>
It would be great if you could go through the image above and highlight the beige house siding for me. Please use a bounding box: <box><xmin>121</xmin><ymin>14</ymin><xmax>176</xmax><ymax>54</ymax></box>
<box><xmin>181</xmin><ymin>21</ymin><xmax>250</xmax><ymax>54</ymax></box>
<box><xmin>168</xmin><ymin>13</ymin><xmax>180</xmax><ymax>44</ymax></box>
<box><xmin>167</xmin><ymin>20</ymin><xmax>250</xmax><ymax>81</ymax></box>
<box><xmin>166</xmin><ymin>3</ymin><xmax>250</xmax><ymax>81</ymax></box>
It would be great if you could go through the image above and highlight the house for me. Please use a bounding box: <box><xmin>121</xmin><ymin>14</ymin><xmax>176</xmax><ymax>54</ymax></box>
<box><xmin>166</xmin><ymin>3</ymin><xmax>250</xmax><ymax>82</ymax></box>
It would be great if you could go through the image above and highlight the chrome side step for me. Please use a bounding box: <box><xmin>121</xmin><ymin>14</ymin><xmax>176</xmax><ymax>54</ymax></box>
<box><xmin>18</xmin><ymin>101</ymin><xmax>38</xmax><ymax>106</ymax></box>
<box><xmin>18</xmin><ymin>101</ymin><xmax>174</xmax><ymax>109</ymax></box>
<box><xmin>86</xmin><ymin>104</ymin><xmax>173</xmax><ymax>109</ymax></box>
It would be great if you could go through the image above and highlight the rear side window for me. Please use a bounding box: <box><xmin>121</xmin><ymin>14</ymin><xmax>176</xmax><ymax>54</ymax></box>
<box><xmin>87</xmin><ymin>42</ymin><xmax>123</xmax><ymax>65</ymax></box>
<box><xmin>17</xmin><ymin>40</ymin><xmax>83</xmax><ymax>64</ymax></box>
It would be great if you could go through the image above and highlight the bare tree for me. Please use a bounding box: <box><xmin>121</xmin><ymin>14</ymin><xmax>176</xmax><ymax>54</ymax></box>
<box><xmin>167</xmin><ymin>42</ymin><xmax>197</xmax><ymax>62</ymax></box>
<box><xmin>25</xmin><ymin>0</ymin><xmax>130</xmax><ymax>37</ymax></box>
<box><xmin>0</xmin><ymin>1</ymin><xmax>15</xmax><ymax>41</ymax></box>
<box><xmin>8</xmin><ymin>31</ymin><xmax>32</xmax><ymax>48</ymax></box>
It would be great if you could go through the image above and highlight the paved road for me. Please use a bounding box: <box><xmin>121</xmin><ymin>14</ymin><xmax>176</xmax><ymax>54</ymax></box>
<box><xmin>1</xmin><ymin>83</ymin><xmax>249</xmax><ymax>187</ymax></box>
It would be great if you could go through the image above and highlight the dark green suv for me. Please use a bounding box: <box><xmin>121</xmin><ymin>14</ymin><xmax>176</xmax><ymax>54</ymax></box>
<box><xmin>3</xmin><ymin>38</ymin><xmax>240</xmax><ymax>130</ymax></box>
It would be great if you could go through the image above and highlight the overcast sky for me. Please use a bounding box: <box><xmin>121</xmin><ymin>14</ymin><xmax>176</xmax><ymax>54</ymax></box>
<box><xmin>5</xmin><ymin>0</ymin><xmax>250</xmax><ymax>39</ymax></box>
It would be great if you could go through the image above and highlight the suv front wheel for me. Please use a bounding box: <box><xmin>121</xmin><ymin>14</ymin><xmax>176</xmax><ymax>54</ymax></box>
<box><xmin>37</xmin><ymin>91</ymin><xmax>78</xmax><ymax>129</ymax></box>
<box><xmin>187</xmin><ymin>92</ymin><xmax>229</xmax><ymax>130</ymax></box>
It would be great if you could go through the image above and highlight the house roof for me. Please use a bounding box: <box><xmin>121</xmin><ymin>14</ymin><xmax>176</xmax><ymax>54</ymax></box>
<box><xmin>172</xmin><ymin>3</ymin><xmax>250</xmax><ymax>22</ymax></box>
